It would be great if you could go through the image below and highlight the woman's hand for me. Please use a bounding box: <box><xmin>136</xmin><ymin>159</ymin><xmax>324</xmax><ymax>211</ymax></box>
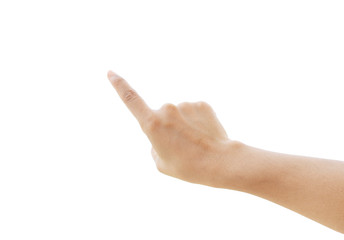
<box><xmin>107</xmin><ymin>70</ymin><xmax>241</xmax><ymax>188</ymax></box>
<box><xmin>107</xmin><ymin>70</ymin><xmax>344</xmax><ymax>233</ymax></box>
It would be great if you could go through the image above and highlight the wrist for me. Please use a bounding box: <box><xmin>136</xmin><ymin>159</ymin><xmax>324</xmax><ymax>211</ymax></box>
<box><xmin>211</xmin><ymin>140</ymin><xmax>249</xmax><ymax>190</ymax></box>
<box><xmin>213</xmin><ymin>140</ymin><xmax>277</xmax><ymax>192</ymax></box>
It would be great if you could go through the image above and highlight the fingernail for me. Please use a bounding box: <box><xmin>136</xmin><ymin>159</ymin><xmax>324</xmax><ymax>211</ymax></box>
<box><xmin>107</xmin><ymin>70</ymin><xmax>121</xmax><ymax>82</ymax></box>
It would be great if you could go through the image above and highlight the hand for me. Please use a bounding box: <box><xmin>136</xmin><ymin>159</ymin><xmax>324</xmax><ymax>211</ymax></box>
<box><xmin>107</xmin><ymin>71</ymin><xmax>344</xmax><ymax>233</ymax></box>
<box><xmin>107</xmin><ymin>71</ymin><xmax>240</xmax><ymax>187</ymax></box>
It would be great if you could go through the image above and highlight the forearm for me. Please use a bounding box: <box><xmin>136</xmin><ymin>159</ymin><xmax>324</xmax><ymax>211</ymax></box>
<box><xmin>222</xmin><ymin>141</ymin><xmax>344</xmax><ymax>233</ymax></box>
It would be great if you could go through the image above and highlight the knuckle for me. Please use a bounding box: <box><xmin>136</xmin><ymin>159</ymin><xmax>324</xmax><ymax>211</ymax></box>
<box><xmin>123</xmin><ymin>89</ymin><xmax>138</xmax><ymax>103</ymax></box>
<box><xmin>177</xmin><ymin>102</ymin><xmax>192</xmax><ymax>110</ymax></box>
<box><xmin>159</xmin><ymin>103</ymin><xmax>180</xmax><ymax>128</ymax></box>
<box><xmin>196</xmin><ymin>101</ymin><xmax>210</xmax><ymax>109</ymax></box>
<box><xmin>160</xmin><ymin>103</ymin><xmax>179</xmax><ymax>117</ymax></box>
<box><xmin>161</xmin><ymin>103</ymin><xmax>177</xmax><ymax>112</ymax></box>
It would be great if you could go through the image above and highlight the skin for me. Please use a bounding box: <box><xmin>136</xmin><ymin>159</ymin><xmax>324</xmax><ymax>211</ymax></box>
<box><xmin>107</xmin><ymin>70</ymin><xmax>344</xmax><ymax>234</ymax></box>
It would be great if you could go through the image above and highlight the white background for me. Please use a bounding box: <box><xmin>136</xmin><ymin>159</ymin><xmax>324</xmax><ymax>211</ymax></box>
<box><xmin>0</xmin><ymin>0</ymin><xmax>343</xmax><ymax>239</ymax></box>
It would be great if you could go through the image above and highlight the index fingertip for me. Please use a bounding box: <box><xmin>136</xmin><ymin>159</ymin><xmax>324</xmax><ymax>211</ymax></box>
<box><xmin>107</xmin><ymin>70</ymin><xmax>122</xmax><ymax>83</ymax></box>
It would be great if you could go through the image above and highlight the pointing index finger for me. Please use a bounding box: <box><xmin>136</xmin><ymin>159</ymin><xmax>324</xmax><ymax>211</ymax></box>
<box><xmin>107</xmin><ymin>70</ymin><xmax>153</xmax><ymax>127</ymax></box>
